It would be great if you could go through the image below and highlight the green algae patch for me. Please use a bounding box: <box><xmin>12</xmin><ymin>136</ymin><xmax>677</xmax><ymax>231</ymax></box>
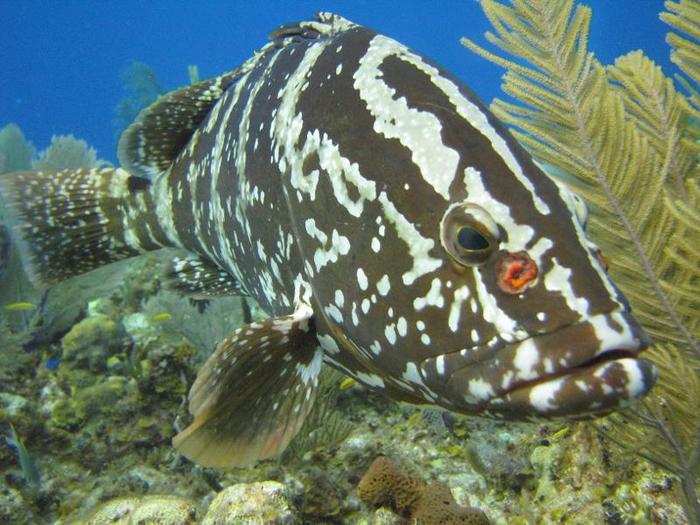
<box><xmin>49</xmin><ymin>376</ymin><xmax>139</xmax><ymax>432</ymax></box>
<box><xmin>61</xmin><ymin>314</ymin><xmax>123</xmax><ymax>371</ymax></box>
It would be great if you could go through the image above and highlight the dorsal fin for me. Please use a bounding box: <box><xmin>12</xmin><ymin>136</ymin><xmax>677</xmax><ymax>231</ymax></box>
<box><xmin>269</xmin><ymin>12</ymin><xmax>356</xmax><ymax>47</ymax></box>
<box><xmin>117</xmin><ymin>70</ymin><xmax>241</xmax><ymax>179</ymax></box>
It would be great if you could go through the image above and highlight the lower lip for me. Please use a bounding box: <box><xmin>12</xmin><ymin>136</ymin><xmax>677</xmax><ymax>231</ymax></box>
<box><xmin>490</xmin><ymin>356</ymin><xmax>657</xmax><ymax>418</ymax></box>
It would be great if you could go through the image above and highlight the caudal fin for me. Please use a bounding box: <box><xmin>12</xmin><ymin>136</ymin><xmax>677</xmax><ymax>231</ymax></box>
<box><xmin>0</xmin><ymin>167</ymin><xmax>155</xmax><ymax>286</ymax></box>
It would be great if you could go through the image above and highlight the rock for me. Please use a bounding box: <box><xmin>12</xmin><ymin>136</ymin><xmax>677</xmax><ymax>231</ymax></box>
<box><xmin>61</xmin><ymin>314</ymin><xmax>121</xmax><ymax>371</ymax></box>
<box><xmin>130</xmin><ymin>497</ymin><xmax>197</xmax><ymax>524</ymax></box>
<box><xmin>465</xmin><ymin>424</ymin><xmax>533</xmax><ymax>491</ymax></box>
<box><xmin>76</xmin><ymin>376</ymin><xmax>136</xmax><ymax>419</ymax></box>
<box><xmin>0</xmin><ymin>392</ymin><xmax>29</xmax><ymax>417</ymax></box>
<box><xmin>297</xmin><ymin>467</ymin><xmax>342</xmax><ymax>519</ymax></box>
<box><xmin>338</xmin><ymin>432</ymin><xmax>377</xmax><ymax>465</ymax></box>
<box><xmin>0</xmin><ymin>484</ymin><xmax>36</xmax><ymax>523</ymax></box>
<box><xmin>86</xmin><ymin>496</ymin><xmax>138</xmax><ymax>524</ymax></box>
<box><xmin>122</xmin><ymin>465</ymin><xmax>171</xmax><ymax>492</ymax></box>
<box><xmin>86</xmin><ymin>495</ymin><xmax>196</xmax><ymax>525</ymax></box>
<box><xmin>48</xmin><ymin>376</ymin><xmax>137</xmax><ymax>430</ymax></box>
<box><xmin>29</xmin><ymin>258</ymin><xmax>137</xmax><ymax>346</ymax></box>
<box><xmin>122</xmin><ymin>312</ymin><xmax>157</xmax><ymax>344</ymax></box>
<box><xmin>202</xmin><ymin>482</ymin><xmax>298</xmax><ymax>524</ymax></box>
<box><xmin>86</xmin><ymin>298</ymin><xmax>119</xmax><ymax>319</ymax></box>
<box><xmin>0</xmin><ymin>341</ymin><xmax>34</xmax><ymax>387</ymax></box>
<box><xmin>372</xmin><ymin>507</ymin><xmax>403</xmax><ymax>524</ymax></box>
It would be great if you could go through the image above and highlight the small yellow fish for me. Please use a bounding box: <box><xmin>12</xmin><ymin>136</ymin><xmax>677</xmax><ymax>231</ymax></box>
<box><xmin>3</xmin><ymin>302</ymin><xmax>36</xmax><ymax>312</ymax></box>
<box><xmin>550</xmin><ymin>426</ymin><xmax>571</xmax><ymax>443</ymax></box>
<box><xmin>339</xmin><ymin>377</ymin><xmax>357</xmax><ymax>391</ymax></box>
<box><xmin>151</xmin><ymin>312</ymin><xmax>173</xmax><ymax>322</ymax></box>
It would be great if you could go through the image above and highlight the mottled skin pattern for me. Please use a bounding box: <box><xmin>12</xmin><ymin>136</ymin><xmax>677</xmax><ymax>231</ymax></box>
<box><xmin>1</xmin><ymin>14</ymin><xmax>656</xmax><ymax>432</ymax></box>
<box><xmin>113</xmin><ymin>13</ymin><xmax>652</xmax><ymax>419</ymax></box>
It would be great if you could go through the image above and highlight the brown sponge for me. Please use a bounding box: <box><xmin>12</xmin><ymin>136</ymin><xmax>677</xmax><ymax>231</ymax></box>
<box><xmin>357</xmin><ymin>456</ymin><xmax>425</xmax><ymax>513</ymax></box>
<box><xmin>357</xmin><ymin>456</ymin><xmax>490</xmax><ymax>524</ymax></box>
<box><xmin>412</xmin><ymin>482</ymin><xmax>490</xmax><ymax>524</ymax></box>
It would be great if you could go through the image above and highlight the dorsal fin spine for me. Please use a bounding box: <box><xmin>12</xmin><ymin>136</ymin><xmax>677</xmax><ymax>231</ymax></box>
<box><xmin>117</xmin><ymin>69</ymin><xmax>242</xmax><ymax>181</ymax></box>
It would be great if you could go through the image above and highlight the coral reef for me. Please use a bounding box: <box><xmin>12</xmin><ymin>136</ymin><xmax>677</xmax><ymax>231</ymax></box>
<box><xmin>32</xmin><ymin>134</ymin><xmax>105</xmax><ymax>171</ymax></box>
<box><xmin>0</xmin><ymin>272</ymin><xmax>687</xmax><ymax>524</ymax></box>
<box><xmin>86</xmin><ymin>495</ymin><xmax>197</xmax><ymax>525</ymax></box>
<box><xmin>202</xmin><ymin>482</ymin><xmax>297</xmax><ymax>524</ymax></box>
<box><xmin>358</xmin><ymin>456</ymin><xmax>490</xmax><ymax>524</ymax></box>
<box><xmin>0</xmin><ymin>123</ymin><xmax>34</xmax><ymax>174</ymax></box>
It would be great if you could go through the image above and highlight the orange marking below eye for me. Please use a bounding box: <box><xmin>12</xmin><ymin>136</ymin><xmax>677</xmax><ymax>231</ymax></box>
<box><xmin>496</xmin><ymin>251</ymin><xmax>538</xmax><ymax>294</ymax></box>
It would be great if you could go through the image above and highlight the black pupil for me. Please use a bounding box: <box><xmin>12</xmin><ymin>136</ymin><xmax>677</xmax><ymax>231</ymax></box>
<box><xmin>457</xmin><ymin>226</ymin><xmax>489</xmax><ymax>251</ymax></box>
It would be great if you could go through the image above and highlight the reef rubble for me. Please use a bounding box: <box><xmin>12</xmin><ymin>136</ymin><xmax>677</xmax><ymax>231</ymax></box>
<box><xmin>0</xmin><ymin>253</ymin><xmax>687</xmax><ymax>524</ymax></box>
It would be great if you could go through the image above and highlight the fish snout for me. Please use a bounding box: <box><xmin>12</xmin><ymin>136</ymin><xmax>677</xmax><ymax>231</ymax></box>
<box><xmin>444</xmin><ymin>311</ymin><xmax>657</xmax><ymax>418</ymax></box>
<box><xmin>487</xmin><ymin>355</ymin><xmax>658</xmax><ymax>418</ymax></box>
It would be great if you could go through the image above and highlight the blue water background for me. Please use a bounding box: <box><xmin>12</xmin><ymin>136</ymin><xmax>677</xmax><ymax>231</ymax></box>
<box><xmin>2</xmin><ymin>0</ymin><xmax>676</xmax><ymax>163</ymax></box>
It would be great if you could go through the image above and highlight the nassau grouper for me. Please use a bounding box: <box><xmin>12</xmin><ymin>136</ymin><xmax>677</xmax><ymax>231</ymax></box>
<box><xmin>0</xmin><ymin>13</ymin><xmax>656</xmax><ymax>468</ymax></box>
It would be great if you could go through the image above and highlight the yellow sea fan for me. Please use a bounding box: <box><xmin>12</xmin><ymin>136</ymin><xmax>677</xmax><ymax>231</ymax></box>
<box><xmin>604</xmin><ymin>343</ymin><xmax>700</xmax><ymax>476</ymax></box>
<box><xmin>462</xmin><ymin>1</ymin><xmax>697</xmax><ymax>356</ymax></box>
<box><xmin>607</xmin><ymin>50</ymin><xmax>697</xmax><ymax>192</ymax></box>
<box><xmin>462</xmin><ymin>0</ymin><xmax>699</xmax><ymax>520</ymax></box>
<box><xmin>661</xmin><ymin>0</ymin><xmax>700</xmax><ymax>88</ymax></box>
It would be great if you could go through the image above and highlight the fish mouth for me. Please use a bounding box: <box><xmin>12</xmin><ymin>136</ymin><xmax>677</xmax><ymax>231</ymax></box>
<box><xmin>486</xmin><ymin>350</ymin><xmax>657</xmax><ymax>419</ymax></box>
<box><xmin>437</xmin><ymin>311</ymin><xmax>657</xmax><ymax>418</ymax></box>
<box><xmin>508</xmin><ymin>347</ymin><xmax>641</xmax><ymax>392</ymax></box>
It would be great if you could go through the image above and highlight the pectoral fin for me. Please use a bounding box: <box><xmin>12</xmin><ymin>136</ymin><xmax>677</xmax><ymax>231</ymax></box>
<box><xmin>164</xmin><ymin>252</ymin><xmax>245</xmax><ymax>298</ymax></box>
<box><xmin>173</xmin><ymin>303</ymin><xmax>321</xmax><ymax>468</ymax></box>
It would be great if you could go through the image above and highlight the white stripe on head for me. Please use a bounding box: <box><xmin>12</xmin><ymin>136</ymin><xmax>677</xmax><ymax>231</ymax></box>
<box><xmin>354</xmin><ymin>36</ymin><xmax>459</xmax><ymax>200</ymax></box>
<box><xmin>381</xmin><ymin>35</ymin><xmax>550</xmax><ymax>215</ymax></box>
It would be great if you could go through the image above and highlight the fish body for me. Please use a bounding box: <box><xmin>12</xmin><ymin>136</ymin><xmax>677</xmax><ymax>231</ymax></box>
<box><xmin>3</xmin><ymin>301</ymin><xmax>35</xmax><ymax>312</ymax></box>
<box><xmin>0</xmin><ymin>13</ymin><xmax>655</xmax><ymax>468</ymax></box>
<box><xmin>151</xmin><ymin>312</ymin><xmax>173</xmax><ymax>323</ymax></box>
<box><xmin>5</xmin><ymin>424</ymin><xmax>41</xmax><ymax>489</ymax></box>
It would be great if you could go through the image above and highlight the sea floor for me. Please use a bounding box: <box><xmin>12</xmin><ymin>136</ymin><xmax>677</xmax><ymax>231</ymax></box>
<box><xmin>0</xmin><ymin>253</ymin><xmax>687</xmax><ymax>524</ymax></box>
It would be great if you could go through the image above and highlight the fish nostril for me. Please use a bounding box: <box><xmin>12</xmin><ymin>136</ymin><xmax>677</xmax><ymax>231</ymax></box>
<box><xmin>496</xmin><ymin>251</ymin><xmax>538</xmax><ymax>294</ymax></box>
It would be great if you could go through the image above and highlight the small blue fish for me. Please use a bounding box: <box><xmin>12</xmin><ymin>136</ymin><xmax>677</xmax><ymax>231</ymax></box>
<box><xmin>45</xmin><ymin>357</ymin><xmax>60</xmax><ymax>371</ymax></box>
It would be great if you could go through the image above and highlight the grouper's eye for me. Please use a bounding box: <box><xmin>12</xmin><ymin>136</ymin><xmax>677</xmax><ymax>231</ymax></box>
<box><xmin>440</xmin><ymin>202</ymin><xmax>499</xmax><ymax>266</ymax></box>
<box><xmin>457</xmin><ymin>226</ymin><xmax>489</xmax><ymax>250</ymax></box>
